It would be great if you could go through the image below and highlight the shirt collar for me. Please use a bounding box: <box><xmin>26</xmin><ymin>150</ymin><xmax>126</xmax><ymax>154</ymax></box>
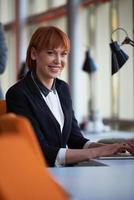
<box><xmin>32</xmin><ymin>71</ymin><xmax>56</xmax><ymax>97</ymax></box>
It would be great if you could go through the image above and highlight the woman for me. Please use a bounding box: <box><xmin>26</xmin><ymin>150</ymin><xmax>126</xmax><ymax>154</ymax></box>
<box><xmin>6</xmin><ymin>26</ymin><xmax>131</xmax><ymax>167</ymax></box>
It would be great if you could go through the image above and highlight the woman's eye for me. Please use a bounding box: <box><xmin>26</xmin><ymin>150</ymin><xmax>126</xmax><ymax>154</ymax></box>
<box><xmin>46</xmin><ymin>50</ymin><xmax>68</xmax><ymax>57</ymax></box>
<box><xmin>61</xmin><ymin>52</ymin><xmax>68</xmax><ymax>57</ymax></box>
<box><xmin>47</xmin><ymin>51</ymin><xmax>54</xmax><ymax>55</ymax></box>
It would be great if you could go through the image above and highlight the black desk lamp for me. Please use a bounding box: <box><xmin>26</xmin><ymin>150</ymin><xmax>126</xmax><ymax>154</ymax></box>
<box><xmin>82</xmin><ymin>50</ymin><xmax>109</xmax><ymax>132</ymax></box>
<box><xmin>110</xmin><ymin>27</ymin><xmax>134</xmax><ymax>75</ymax></box>
<box><xmin>83</xmin><ymin>50</ymin><xmax>97</xmax><ymax>73</ymax></box>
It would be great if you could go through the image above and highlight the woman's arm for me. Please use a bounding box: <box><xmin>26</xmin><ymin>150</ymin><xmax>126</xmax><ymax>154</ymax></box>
<box><xmin>65</xmin><ymin>143</ymin><xmax>126</xmax><ymax>165</ymax></box>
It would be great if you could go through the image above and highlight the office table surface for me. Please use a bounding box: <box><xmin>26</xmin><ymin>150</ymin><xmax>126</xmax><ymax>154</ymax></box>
<box><xmin>49</xmin><ymin>164</ymin><xmax>134</xmax><ymax>200</ymax></box>
<box><xmin>82</xmin><ymin>130</ymin><xmax>134</xmax><ymax>143</ymax></box>
<box><xmin>50</xmin><ymin>130</ymin><xmax>134</xmax><ymax>200</ymax></box>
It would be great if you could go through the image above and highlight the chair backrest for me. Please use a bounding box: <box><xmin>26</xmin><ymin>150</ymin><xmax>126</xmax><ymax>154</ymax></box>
<box><xmin>0</xmin><ymin>114</ymin><xmax>69</xmax><ymax>200</ymax></box>
<box><xmin>0</xmin><ymin>100</ymin><xmax>6</xmax><ymax>115</ymax></box>
<box><xmin>0</xmin><ymin>113</ymin><xmax>46</xmax><ymax>164</ymax></box>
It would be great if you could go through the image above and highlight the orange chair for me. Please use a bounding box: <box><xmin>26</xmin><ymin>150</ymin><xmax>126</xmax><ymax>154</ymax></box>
<box><xmin>0</xmin><ymin>100</ymin><xmax>6</xmax><ymax>115</ymax></box>
<box><xmin>0</xmin><ymin>114</ymin><xmax>69</xmax><ymax>200</ymax></box>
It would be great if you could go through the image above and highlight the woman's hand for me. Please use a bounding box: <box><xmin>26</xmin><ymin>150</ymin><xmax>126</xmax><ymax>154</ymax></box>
<box><xmin>92</xmin><ymin>143</ymin><xmax>126</xmax><ymax>158</ymax></box>
<box><xmin>123</xmin><ymin>140</ymin><xmax>134</xmax><ymax>155</ymax></box>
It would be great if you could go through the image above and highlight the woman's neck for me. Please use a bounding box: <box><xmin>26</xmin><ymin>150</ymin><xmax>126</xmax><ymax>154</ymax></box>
<box><xmin>35</xmin><ymin>72</ymin><xmax>54</xmax><ymax>90</ymax></box>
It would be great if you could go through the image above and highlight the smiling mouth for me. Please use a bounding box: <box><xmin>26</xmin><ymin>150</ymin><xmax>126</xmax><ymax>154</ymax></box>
<box><xmin>48</xmin><ymin>65</ymin><xmax>61</xmax><ymax>69</ymax></box>
<box><xmin>48</xmin><ymin>65</ymin><xmax>61</xmax><ymax>73</ymax></box>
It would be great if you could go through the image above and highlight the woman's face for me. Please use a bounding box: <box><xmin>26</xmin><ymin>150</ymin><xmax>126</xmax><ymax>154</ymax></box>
<box><xmin>31</xmin><ymin>46</ymin><xmax>68</xmax><ymax>83</ymax></box>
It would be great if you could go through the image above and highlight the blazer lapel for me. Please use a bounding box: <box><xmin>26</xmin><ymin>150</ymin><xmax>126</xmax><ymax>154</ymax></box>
<box><xmin>56</xmin><ymin>81</ymin><xmax>70</xmax><ymax>138</ymax></box>
<box><xmin>26</xmin><ymin>72</ymin><xmax>61</xmax><ymax>134</ymax></box>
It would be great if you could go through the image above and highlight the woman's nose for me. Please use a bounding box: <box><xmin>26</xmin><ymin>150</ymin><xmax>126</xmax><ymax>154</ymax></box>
<box><xmin>54</xmin><ymin>55</ymin><xmax>61</xmax><ymax>64</ymax></box>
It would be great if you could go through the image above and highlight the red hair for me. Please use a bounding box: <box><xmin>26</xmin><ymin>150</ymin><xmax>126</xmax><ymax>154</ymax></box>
<box><xmin>26</xmin><ymin>26</ymin><xmax>70</xmax><ymax>70</ymax></box>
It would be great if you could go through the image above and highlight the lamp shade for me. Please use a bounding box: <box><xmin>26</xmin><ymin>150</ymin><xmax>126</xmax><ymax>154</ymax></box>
<box><xmin>110</xmin><ymin>41</ymin><xmax>129</xmax><ymax>75</ymax></box>
<box><xmin>82</xmin><ymin>50</ymin><xmax>97</xmax><ymax>74</ymax></box>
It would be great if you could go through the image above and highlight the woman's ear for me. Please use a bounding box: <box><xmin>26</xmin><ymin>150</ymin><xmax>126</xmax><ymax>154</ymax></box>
<box><xmin>31</xmin><ymin>47</ymin><xmax>37</xmax><ymax>60</ymax></box>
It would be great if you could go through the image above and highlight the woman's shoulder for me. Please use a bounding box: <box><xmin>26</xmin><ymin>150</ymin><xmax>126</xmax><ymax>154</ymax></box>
<box><xmin>6</xmin><ymin>80</ymin><xmax>24</xmax><ymax>97</ymax></box>
<box><xmin>56</xmin><ymin>78</ymin><xmax>69</xmax><ymax>88</ymax></box>
<box><xmin>6</xmin><ymin>72</ymin><xmax>30</xmax><ymax>95</ymax></box>
<box><xmin>55</xmin><ymin>78</ymin><xmax>71</xmax><ymax>97</ymax></box>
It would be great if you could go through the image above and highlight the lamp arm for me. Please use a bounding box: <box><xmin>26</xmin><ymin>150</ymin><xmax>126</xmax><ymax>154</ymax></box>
<box><xmin>121</xmin><ymin>37</ymin><xmax>134</xmax><ymax>47</ymax></box>
<box><xmin>129</xmin><ymin>40</ymin><xmax>134</xmax><ymax>47</ymax></box>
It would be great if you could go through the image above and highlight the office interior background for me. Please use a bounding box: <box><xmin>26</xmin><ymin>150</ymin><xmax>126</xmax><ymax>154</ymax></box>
<box><xmin>0</xmin><ymin>0</ymin><xmax>134</xmax><ymax>131</ymax></box>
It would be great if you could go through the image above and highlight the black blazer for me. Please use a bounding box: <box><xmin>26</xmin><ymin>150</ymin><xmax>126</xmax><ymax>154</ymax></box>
<box><xmin>6</xmin><ymin>71</ymin><xmax>89</xmax><ymax>166</ymax></box>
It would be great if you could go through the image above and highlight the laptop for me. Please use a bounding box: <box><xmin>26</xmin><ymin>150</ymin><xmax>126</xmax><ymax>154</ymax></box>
<box><xmin>98</xmin><ymin>151</ymin><xmax>134</xmax><ymax>160</ymax></box>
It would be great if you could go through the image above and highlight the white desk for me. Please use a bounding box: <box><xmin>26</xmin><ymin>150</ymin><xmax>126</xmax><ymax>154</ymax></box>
<box><xmin>82</xmin><ymin>130</ymin><xmax>134</xmax><ymax>142</ymax></box>
<box><xmin>49</xmin><ymin>163</ymin><xmax>134</xmax><ymax>200</ymax></box>
<box><xmin>49</xmin><ymin>131</ymin><xmax>134</xmax><ymax>200</ymax></box>
<box><xmin>95</xmin><ymin>157</ymin><xmax>134</xmax><ymax>166</ymax></box>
